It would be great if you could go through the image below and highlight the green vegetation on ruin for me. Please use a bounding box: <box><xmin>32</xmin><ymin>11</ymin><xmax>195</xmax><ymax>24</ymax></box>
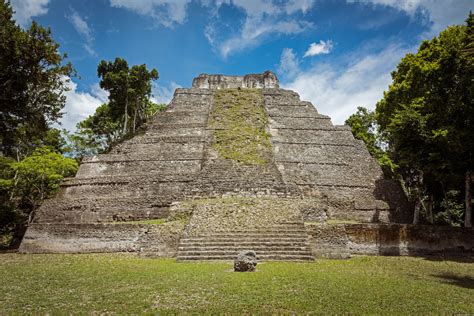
<box><xmin>1</xmin><ymin>253</ymin><xmax>473</xmax><ymax>314</ymax></box>
<box><xmin>110</xmin><ymin>219</ymin><xmax>167</xmax><ymax>225</ymax></box>
<box><xmin>210</xmin><ymin>89</ymin><xmax>272</xmax><ymax>165</ymax></box>
<box><xmin>325</xmin><ymin>219</ymin><xmax>363</xmax><ymax>225</ymax></box>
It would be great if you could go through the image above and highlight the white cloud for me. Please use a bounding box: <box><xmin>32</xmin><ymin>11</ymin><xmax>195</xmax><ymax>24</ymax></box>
<box><xmin>284</xmin><ymin>0</ymin><xmax>316</xmax><ymax>14</ymax></box>
<box><xmin>349</xmin><ymin>0</ymin><xmax>474</xmax><ymax>35</ymax></box>
<box><xmin>202</xmin><ymin>0</ymin><xmax>315</xmax><ymax>58</ymax></box>
<box><xmin>278</xmin><ymin>48</ymin><xmax>300</xmax><ymax>79</ymax></box>
<box><xmin>109</xmin><ymin>0</ymin><xmax>191</xmax><ymax>27</ymax></box>
<box><xmin>68</xmin><ymin>11</ymin><xmax>93</xmax><ymax>42</ymax></box>
<box><xmin>283</xmin><ymin>44</ymin><xmax>414</xmax><ymax>124</ymax></box>
<box><xmin>59</xmin><ymin>79</ymin><xmax>105</xmax><ymax>132</ymax></box>
<box><xmin>303</xmin><ymin>40</ymin><xmax>333</xmax><ymax>57</ymax></box>
<box><xmin>90</xmin><ymin>83</ymin><xmax>110</xmax><ymax>104</ymax></box>
<box><xmin>67</xmin><ymin>10</ymin><xmax>96</xmax><ymax>56</ymax></box>
<box><xmin>10</xmin><ymin>0</ymin><xmax>49</xmax><ymax>27</ymax></box>
<box><xmin>219</xmin><ymin>18</ymin><xmax>310</xmax><ymax>58</ymax></box>
<box><xmin>107</xmin><ymin>0</ymin><xmax>316</xmax><ymax>57</ymax></box>
<box><xmin>152</xmin><ymin>81</ymin><xmax>182</xmax><ymax>104</ymax></box>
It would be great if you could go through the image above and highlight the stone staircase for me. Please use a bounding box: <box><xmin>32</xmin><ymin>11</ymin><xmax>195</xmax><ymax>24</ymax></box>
<box><xmin>176</xmin><ymin>222</ymin><xmax>314</xmax><ymax>261</ymax></box>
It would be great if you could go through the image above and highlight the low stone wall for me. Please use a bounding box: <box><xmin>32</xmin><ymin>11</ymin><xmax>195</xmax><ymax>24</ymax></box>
<box><xmin>306</xmin><ymin>223</ymin><xmax>474</xmax><ymax>258</ymax></box>
<box><xmin>19</xmin><ymin>221</ymin><xmax>186</xmax><ymax>256</ymax></box>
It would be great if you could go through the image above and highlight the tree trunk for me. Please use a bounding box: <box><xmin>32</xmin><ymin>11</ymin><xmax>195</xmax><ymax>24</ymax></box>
<box><xmin>413</xmin><ymin>197</ymin><xmax>421</xmax><ymax>225</ymax></box>
<box><xmin>122</xmin><ymin>79</ymin><xmax>129</xmax><ymax>135</ymax></box>
<box><xmin>133</xmin><ymin>96</ymin><xmax>139</xmax><ymax>133</ymax></box>
<box><xmin>465</xmin><ymin>170</ymin><xmax>472</xmax><ymax>228</ymax></box>
<box><xmin>427</xmin><ymin>194</ymin><xmax>434</xmax><ymax>224</ymax></box>
<box><xmin>123</xmin><ymin>95</ymin><xmax>128</xmax><ymax>135</ymax></box>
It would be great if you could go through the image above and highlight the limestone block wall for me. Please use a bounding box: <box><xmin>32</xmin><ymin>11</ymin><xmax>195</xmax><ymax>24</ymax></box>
<box><xmin>31</xmin><ymin>82</ymin><xmax>412</xmax><ymax>226</ymax></box>
<box><xmin>33</xmin><ymin>88</ymin><xmax>213</xmax><ymax>224</ymax></box>
<box><xmin>306</xmin><ymin>223</ymin><xmax>474</xmax><ymax>258</ymax></box>
<box><xmin>19</xmin><ymin>221</ymin><xmax>186</xmax><ymax>255</ymax></box>
<box><xmin>192</xmin><ymin>71</ymin><xmax>279</xmax><ymax>89</ymax></box>
<box><xmin>262</xmin><ymin>88</ymin><xmax>410</xmax><ymax>223</ymax></box>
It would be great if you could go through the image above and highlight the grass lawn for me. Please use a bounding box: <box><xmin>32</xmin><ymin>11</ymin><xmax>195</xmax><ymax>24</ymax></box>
<box><xmin>0</xmin><ymin>253</ymin><xmax>473</xmax><ymax>314</ymax></box>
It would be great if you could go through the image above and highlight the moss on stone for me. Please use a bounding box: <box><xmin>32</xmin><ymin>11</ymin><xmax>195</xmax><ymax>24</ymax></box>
<box><xmin>325</xmin><ymin>219</ymin><xmax>362</xmax><ymax>225</ymax></box>
<box><xmin>210</xmin><ymin>89</ymin><xmax>272</xmax><ymax>165</ymax></box>
<box><xmin>111</xmin><ymin>219</ymin><xmax>167</xmax><ymax>225</ymax></box>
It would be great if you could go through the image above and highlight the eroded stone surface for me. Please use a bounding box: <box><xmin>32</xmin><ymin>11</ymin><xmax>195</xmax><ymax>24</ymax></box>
<box><xmin>234</xmin><ymin>250</ymin><xmax>258</xmax><ymax>272</ymax></box>
<box><xmin>192</xmin><ymin>71</ymin><xmax>278</xmax><ymax>89</ymax></box>
<box><xmin>21</xmin><ymin>71</ymin><xmax>415</xmax><ymax>256</ymax></box>
<box><xmin>305</xmin><ymin>223</ymin><xmax>474</xmax><ymax>257</ymax></box>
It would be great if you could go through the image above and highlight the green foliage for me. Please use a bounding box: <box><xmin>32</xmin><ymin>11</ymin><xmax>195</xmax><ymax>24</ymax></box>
<box><xmin>345</xmin><ymin>106</ymin><xmax>397</xmax><ymax>176</ymax></box>
<box><xmin>145</xmin><ymin>101</ymin><xmax>167</xmax><ymax>118</ymax></box>
<box><xmin>74</xmin><ymin>103</ymin><xmax>122</xmax><ymax>155</ymax></box>
<box><xmin>345</xmin><ymin>107</ymin><xmax>379</xmax><ymax>155</ymax></box>
<box><xmin>0</xmin><ymin>1</ymin><xmax>76</xmax><ymax>246</ymax></box>
<box><xmin>70</xmin><ymin>101</ymin><xmax>166</xmax><ymax>156</ymax></box>
<box><xmin>462</xmin><ymin>12</ymin><xmax>474</xmax><ymax>59</ymax></box>
<box><xmin>377</xmin><ymin>24</ymin><xmax>473</xmax><ymax>176</ymax></box>
<box><xmin>111</xmin><ymin>219</ymin><xmax>167</xmax><ymax>225</ymax></box>
<box><xmin>97</xmin><ymin>58</ymin><xmax>159</xmax><ymax>135</ymax></box>
<box><xmin>374</xmin><ymin>15</ymin><xmax>474</xmax><ymax>225</ymax></box>
<box><xmin>1</xmin><ymin>254</ymin><xmax>473</xmax><ymax>313</ymax></box>
<box><xmin>0</xmin><ymin>147</ymin><xmax>77</xmax><ymax>248</ymax></box>
<box><xmin>65</xmin><ymin>58</ymin><xmax>162</xmax><ymax>157</ymax></box>
<box><xmin>434</xmin><ymin>191</ymin><xmax>465</xmax><ymax>226</ymax></box>
<box><xmin>10</xmin><ymin>147</ymin><xmax>78</xmax><ymax>210</ymax></box>
<box><xmin>0</xmin><ymin>0</ymin><xmax>74</xmax><ymax>158</ymax></box>
<box><xmin>210</xmin><ymin>89</ymin><xmax>272</xmax><ymax>165</ymax></box>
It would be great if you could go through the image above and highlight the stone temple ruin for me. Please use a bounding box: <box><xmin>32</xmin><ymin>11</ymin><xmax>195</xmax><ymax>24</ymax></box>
<box><xmin>20</xmin><ymin>71</ymin><xmax>473</xmax><ymax>259</ymax></box>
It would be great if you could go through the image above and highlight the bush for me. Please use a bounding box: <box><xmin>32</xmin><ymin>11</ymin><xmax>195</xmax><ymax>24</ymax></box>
<box><xmin>434</xmin><ymin>191</ymin><xmax>465</xmax><ymax>226</ymax></box>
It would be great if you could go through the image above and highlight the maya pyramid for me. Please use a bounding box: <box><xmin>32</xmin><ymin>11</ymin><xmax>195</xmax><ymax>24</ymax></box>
<box><xmin>20</xmin><ymin>71</ymin><xmax>410</xmax><ymax>260</ymax></box>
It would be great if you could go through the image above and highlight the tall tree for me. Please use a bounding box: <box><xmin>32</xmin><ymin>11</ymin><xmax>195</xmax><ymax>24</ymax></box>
<box><xmin>0</xmin><ymin>0</ymin><xmax>74</xmax><ymax>159</ymax></box>
<box><xmin>376</xmin><ymin>17</ymin><xmax>473</xmax><ymax>227</ymax></box>
<box><xmin>71</xmin><ymin>101</ymin><xmax>166</xmax><ymax>156</ymax></box>
<box><xmin>460</xmin><ymin>11</ymin><xmax>474</xmax><ymax>227</ymax></box>
<box><xmin>97</xmin><ymin>58</ymin><xmax>130</xmax><ymax>135</ymax></box>
<box><xmin>97</xmin><ymin>58</ymin><xmax>159</xmax><ymax>136</ymax></box>
<box><xmin>129</xmin><ymin>65</ymin><xmax>159</xmax><ymax>133</ymax></box>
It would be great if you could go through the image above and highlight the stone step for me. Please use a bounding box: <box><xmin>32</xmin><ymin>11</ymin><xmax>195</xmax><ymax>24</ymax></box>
<box><xmin>185</xmin><ymin>228</ymin><xmax>302</xmax><ymax>234</ymax></box>
<box><xmin>176</xmin><ymin>254</ymin><xmax>315</xmax><ymax>261</ymax></box>
<box><xmin>178</xmin><ymin>245</ymin><xmax>311</xmax><ymax>251</ymax></box>
<box><xmin>189</xmin><ymin>231</ymin><xmax>308</xmax><ymax>237</ymax></box>
<box><xmin>197</xmin><ymin>227</ymin><xmax>308</xmax><ymax>233</ymax></box>
<box><xmin>178</xmin><ymin>241</ymin><xmax>310</xmax><ymax>247</ymax></box>
<box><xmin>179</xmin><ymin>251</ymin><xmax>312</xmax><ymax>259</ymax></box>
<box><xmin>180</xmin><ymin>237</ymin><xmax>309</xmax><ymax>243</ymax></box>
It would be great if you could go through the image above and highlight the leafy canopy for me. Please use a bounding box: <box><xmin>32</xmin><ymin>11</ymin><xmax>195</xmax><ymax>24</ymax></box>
<box><xmin>0</xmin><ymin>0</ymin><xmax>74</xmax><ymax>158</ymax></box>
<box><xmin>10</xmin><ymin>147</ymin><xmax>78</xmax><ymax>209</ymax></box>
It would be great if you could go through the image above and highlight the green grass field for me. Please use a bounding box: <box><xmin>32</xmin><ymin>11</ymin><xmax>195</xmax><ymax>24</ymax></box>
<box><xmin>0</xmin><ymin>253</ymin><xmax>473</xmax><ymax>314</ymax></box>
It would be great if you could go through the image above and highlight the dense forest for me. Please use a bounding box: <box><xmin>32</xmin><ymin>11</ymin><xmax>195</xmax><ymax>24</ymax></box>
<box><xmin>346</xmin><ymin>12</ymin><xmax>474</xmax><ymax>228</ymax></box>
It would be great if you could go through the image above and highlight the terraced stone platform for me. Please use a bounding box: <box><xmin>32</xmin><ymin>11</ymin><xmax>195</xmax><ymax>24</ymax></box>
<box><xmin>177</xmin><ymin>223</ymin><xmax>314</xmax><ymax>261</ymax></box>
<box><xmin>20</xmin><ymin>71</ymin><xmax>412</xmax><ymax>260</ymax></box>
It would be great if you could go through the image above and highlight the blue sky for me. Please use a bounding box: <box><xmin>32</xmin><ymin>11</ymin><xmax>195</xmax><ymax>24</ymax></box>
<box><xmin>11</xmin><ymin>0</ymin><xmax>474</xmax><ymax>131</ymax></box>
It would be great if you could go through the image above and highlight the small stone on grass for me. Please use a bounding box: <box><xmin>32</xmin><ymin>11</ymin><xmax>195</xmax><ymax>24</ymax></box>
<box><xmin>234</xmin><ymin>250</ymin><xmax>257</xmax><ymax>272</ymax></box>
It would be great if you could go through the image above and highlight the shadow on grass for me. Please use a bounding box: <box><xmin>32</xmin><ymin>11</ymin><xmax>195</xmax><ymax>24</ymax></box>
<box><xmin>417</xmin><ymin>254</ymin><xmax>474</xmax><ymax>264</ymax></box>
<box><xmin>432</xmin><ymin>273</ymin><xmax>474</xmax><ymax>289</ymax></box>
